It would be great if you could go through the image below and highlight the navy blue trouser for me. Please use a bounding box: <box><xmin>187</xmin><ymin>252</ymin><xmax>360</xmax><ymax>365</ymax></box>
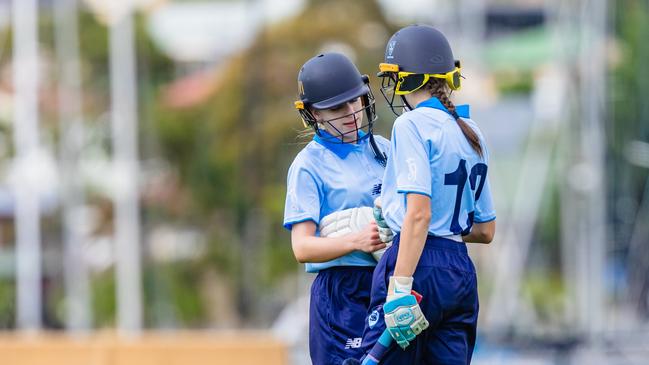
<box><xmin>310</xmin><ymin>266</ymin><xmax>374</xmax><ymax>365</ymax></box>
<box><xmin>361</xmin><ymin>234</ymin><xmax>479</xmax><ymax>365</ymax></box>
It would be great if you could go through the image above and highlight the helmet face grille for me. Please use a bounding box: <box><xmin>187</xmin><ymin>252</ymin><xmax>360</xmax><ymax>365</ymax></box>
<box><xmin>295</xmin><ymin>53</ymin><xmax>380</xmax><ymax>143</ymax></box>
<box><xmin>298</xmin><ymin>90</ymin><xmax>378</xmax><ymax>144</ymax></box>
<box><xmin>379</xmin><ymin>75</ymin><xmax>411</xmax><ymax>117</ymax></box>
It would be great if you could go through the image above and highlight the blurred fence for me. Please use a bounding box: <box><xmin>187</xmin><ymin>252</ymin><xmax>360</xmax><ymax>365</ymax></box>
<box><xmin>0</xmin><ymin>331</ymin><xmax>287</xmax><ymax>365</ymax></box>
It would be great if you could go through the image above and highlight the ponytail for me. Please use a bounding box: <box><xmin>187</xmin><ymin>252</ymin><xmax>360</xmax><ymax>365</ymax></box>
<box><xmin>428</xmin><ymin>79</ymin><xmax>483</xmax><ymax>157</ymax></box>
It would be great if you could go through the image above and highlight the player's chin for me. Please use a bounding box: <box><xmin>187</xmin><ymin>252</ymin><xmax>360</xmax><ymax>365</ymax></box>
<box><xmin>339</xmin><ymin>130</ymin><xmax>358</xmax><ymax>142</ymax></box>
<box><xmin>344</xmin><ymin>125</ymin><xmax>361</xmax><ymax>134</ymax></box>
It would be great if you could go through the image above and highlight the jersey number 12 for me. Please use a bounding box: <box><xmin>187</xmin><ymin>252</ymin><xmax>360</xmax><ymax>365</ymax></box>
<box><xmin>444</xmin><ymin>159</ymin><xmax>487</xmax><ymax>235</ymax></box>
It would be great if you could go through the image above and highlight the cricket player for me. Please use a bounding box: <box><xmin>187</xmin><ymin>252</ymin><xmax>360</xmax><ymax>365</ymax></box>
<box><xmin>284</xmin><ymin>52</ymin><xmax>392</xmax><ymax>364</ymax></box>
<box><xmin>360</xmin><ymin>25</ymin><xmax>497</xmax><ymax>364</ymax></box>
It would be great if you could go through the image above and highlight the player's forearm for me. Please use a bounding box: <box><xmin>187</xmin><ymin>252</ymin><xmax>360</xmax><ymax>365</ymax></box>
<box><xmin>393</xmin><ymin>210</ymin><xmax>430</xmax><ymax>277</ymax></box>
<box><xmin>292</xmin><ymin>235</ymin><xmax>354</xmax><ymax>263</ymax></box>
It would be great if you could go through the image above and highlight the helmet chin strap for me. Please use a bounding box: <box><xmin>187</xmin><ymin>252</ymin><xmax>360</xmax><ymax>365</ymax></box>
<box><xmin>369</xmin><ymin>133</ymin><xmax>387</xmax><ymax>167</ymax></box>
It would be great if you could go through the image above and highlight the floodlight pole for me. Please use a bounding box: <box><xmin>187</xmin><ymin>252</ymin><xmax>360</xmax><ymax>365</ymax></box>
<box><xmin>54</xmin><ymin>0</ymin><xmax>92</xmax><ymax>332</ymax></box>
<box><xmin>12</xmin><ymin>0</ymin><xmax>43</xmax><ymax>332</ymax></box>
<box><xmin>109</xmin><ymin>7</ymin><xmax>143</xmax><ymax>335</ymax></box>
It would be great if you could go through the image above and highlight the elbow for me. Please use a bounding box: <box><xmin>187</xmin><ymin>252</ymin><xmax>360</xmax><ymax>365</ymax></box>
<box><xmin>464</xmin><ymin>230</ymin><xmax>493</xmax><ymax>244</ymax></box>
<box><xmin>291</xmin><ymin>241</ymin><xmax>309</xmax><ymax>263</ymax></box>
<box><xmin>292</xmin><ymin>247</ymin><xmax>308</xmax><ymax>263</ymax></box>
<box><xmin>409</xmin><ymin>210</ymin><xmax>431</xmax><ymax>225</ymax></box>
<box><xmin>475</xmin><ymin>221</ymin><xmax>496</xmax><ymax>243</ymax></box>
<box><xmin>420</xmin><ymin>211</ymin><xmax>433</xmax><ymax>224</ymax></box>
<box><xmin>482</xmin><ymin>231</ymin><xmax>495</xmax><ymax>244</ymax></box>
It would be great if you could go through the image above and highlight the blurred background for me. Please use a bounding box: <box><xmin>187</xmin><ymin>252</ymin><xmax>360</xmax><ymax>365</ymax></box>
<box><xmin>0</xmin><ymin>0</ymin><xmax>648</xmax><ymax>364</ymax></box>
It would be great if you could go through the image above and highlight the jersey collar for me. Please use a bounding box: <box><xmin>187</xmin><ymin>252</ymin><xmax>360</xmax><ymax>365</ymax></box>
<box><xmin>416</xmin><ymin>97</ymin><xmax>470</xmax><ymax>118</ymax></box>
<box><xmin>313</xmin><ymin>130</ymin><xmax>367</xmax><ymax>159</ymax></box>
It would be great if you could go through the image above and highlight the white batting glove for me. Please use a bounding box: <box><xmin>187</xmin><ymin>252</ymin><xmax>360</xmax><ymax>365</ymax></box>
<box><xmin>319</xmin><ymin>207</ymin><xmax>374</xmax><ymax>238</ymax></box>
<box><xmin>319</xmin><ymin>206</ymin><xmax>393</xmax><ymax>262</ymax></box>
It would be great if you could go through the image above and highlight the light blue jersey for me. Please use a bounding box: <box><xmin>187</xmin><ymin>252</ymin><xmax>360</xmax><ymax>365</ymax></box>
<box><xmin>381</xmin><ymin>97</ymin><xmax>496</xmax><ymax>236</ymax></box>
<box><xmin>284</xmin><ymin>131</ymin><xmax>390</xmax><ymax>273</ymax></box>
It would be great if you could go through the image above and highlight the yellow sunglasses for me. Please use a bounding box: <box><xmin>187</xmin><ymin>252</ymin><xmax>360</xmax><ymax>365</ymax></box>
<box><xmin>378</xmin><ymin>62</ymin><xmax>462</xmax><ymax>94</ymax></box>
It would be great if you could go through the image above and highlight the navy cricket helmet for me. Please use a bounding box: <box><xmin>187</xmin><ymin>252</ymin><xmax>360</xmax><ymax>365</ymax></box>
<box><xmin>377</xmin><ymin>25</ymin><xmax>462</xmax><ymax>115</ymax></box>
<box><xmin>294</xmin><ymin>52</ymin><xmax>378</xmax><ymax>145</ymax></box>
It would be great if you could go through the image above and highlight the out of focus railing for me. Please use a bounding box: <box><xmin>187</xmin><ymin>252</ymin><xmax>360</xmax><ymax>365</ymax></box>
<box><xmin>0</xmin><ymin>331</ymin><xmax>287</xmax><ymax>365</ymax></box>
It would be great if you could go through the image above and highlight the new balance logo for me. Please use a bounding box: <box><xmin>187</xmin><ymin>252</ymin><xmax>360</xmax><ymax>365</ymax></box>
<box><xmin>345</xmin><ymin>337</ymin><xmax>362</xmax><ymax>349</ymax></box>
<box><xmin>372</xmin><ymin>183</ymin><xmax>382</xmax><ymax>196</ymax></box>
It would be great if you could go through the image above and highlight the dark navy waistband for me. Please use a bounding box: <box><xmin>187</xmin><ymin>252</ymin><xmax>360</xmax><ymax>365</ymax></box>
<box><xmin>393</xmin><ymin>233</ymin><xmax>468</xmax><ymax>255</ymax></box>
<box><xmin>317</xmin><ymin>265</ymin><xmax>375</xmax><ymax>275</ymax></box>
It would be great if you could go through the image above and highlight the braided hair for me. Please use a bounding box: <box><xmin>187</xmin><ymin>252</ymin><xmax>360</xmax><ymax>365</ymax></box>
<box><xmin>426</xmin><ymin>79</ymin><xmax>483</xmax><ymax>157</ymax></box>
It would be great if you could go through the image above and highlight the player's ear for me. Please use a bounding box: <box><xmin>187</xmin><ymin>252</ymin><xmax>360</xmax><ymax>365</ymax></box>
<box><xmin>311</xmin><ymin>108</ymin><xmax>321</xmax><ymax>121</ymax></box>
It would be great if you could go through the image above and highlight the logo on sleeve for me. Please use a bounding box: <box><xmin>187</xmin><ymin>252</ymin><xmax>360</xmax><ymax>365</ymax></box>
<box><xmin>406</xmin><ymin>158</ymin><xmax>417</xmax><ymax>181</ymax></box>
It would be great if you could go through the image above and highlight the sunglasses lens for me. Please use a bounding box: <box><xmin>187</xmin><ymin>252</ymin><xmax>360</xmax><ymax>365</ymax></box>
<box><xmin>397</xmin><ymin>74</ymin><xmax>427</xmax><ymax>93</ymax></box>
<box><xmin>451</xmin><ymin>71</ymin><xmax>461</xmax><ymax>90</ymax></box>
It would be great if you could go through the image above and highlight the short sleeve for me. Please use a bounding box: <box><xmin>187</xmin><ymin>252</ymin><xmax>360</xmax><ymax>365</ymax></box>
<box><xmin>473</xmin><ymin>144</ymin><xmax>496</xmax><ymax>223</ymax></box>
<box><xmin>392</xmin><ymin>118</ymin><xmax>432</xmax><ymax>197</ymax></box>
<box><xmin>283</xmin><ymin>160</ymin><xmax>322</xmax><ymax>230</ymax></box>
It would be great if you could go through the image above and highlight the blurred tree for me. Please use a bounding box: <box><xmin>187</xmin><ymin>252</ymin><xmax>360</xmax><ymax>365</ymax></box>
<box><xmin>0</xmin><ymin>281</ymin><xmax>15</xmax><ymax>328</ymax></box>
<box><xmin>0</xmin><ymin>0</ymin><xmax>398</xmax><ymax>329</ymax></box>
<box><xmin>610</xmin><ymin>0</ymin><xmax>649</xmax><ymax>317</ymax></box>
<box><xmin>152</xmin><ymin>0</ymin><xmax>394</xmax><ymax>325</ymax></box>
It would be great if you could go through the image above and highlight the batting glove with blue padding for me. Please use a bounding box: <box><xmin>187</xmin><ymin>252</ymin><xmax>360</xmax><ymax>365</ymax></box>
<box><xmin>372</xmin><ymin>198</ymin><xmax>393</xmax><ymax>261</ymax></box>
<box><xmin>383</xmin><ymin>277</ymin><xmax>429</xmax><ymax>349</ymax></box>
<box><xmin>372</xmin><ymin>197</ymin><xmax>389</xmax><ymax>229</ymax></box>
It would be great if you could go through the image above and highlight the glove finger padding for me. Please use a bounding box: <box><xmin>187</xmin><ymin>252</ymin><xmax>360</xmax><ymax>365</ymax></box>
<box><xmin>378</xmin><ymin>226</ymin><xmax>394</xmax><ymax>243</ymax></box>
<box><xmin>373</xmin><ymin>207</ymin><xmax>388</xmax><ymax>229</ymax></box>
<box><xmin>319</xmin><ymin>207</ymin><xmax>374</xmax><ymax>238</ymax></box>
<box><xmin>371</xmin><ymin>229</ymin><xmax>393</xmax><ymax>262</ymax></box>
<box><xmin>372</xmin><ymin>205</ymin><xmax>394</xmax><ymax>262</ymax></box>
<box><xmin>371</xmin><ymin>245</ymin><xmax>388</xmax><ymax>262</ymax></box>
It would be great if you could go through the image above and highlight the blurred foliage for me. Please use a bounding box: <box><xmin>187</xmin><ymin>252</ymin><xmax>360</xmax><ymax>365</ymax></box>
<box><xmin>610</xmin><ymin>0</ymin><xmax>649</xmax><ymax>315</ymax></box>
<box><xmin>493</xmin><ymin>69</ymin><xmax>534</xmax><ymax>95</ymax></box>
<box><xmin>0</xmin><ymin>0</ymin><xmax>396</xmax><ymax>330</ymax></box>
<box><xmin>522</xmin><ymin>270</ymin><xmax>565</xmax><ymax>325</ymax></box>
<box><xmin>92</xmin><ymin>271</ymin><xmax>117</xmax><ymax>327</ymax></box>
<box><xmin>611</xmin><ymin>0</ymin><xmax>649</xmax><ymax>189</ymax></box>
<box><xmin>0</xmin><ymin>280</ymin><xmax>15</xmax><ymax>328</ymax></box>
<box><xmin>143</xmin><ymin>263</ymin><xmax>206</xmax><ymax>327</ymax></box>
